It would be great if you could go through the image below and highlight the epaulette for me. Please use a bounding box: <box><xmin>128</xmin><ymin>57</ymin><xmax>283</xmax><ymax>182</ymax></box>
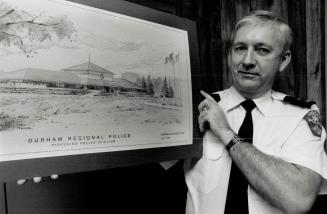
<box><xmin>211</xmin><ymin>93</ymin><xmax>221</xmax><ymax>102</ymax></box>
<box><xmin>283</xmin><ymin>96</ymin><xmax>316</xmax><ymax>108</ymax></box>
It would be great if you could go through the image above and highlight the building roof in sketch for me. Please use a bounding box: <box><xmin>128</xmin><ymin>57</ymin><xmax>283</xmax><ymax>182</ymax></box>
<box><xmin>0</xmin><ymin>68</ymin><xmax>81</xmax><ymax>85</ymax></box>
<box><xmin>107</xmin><ymin>78</ymin><xmax>144</xmax><ymax>90</ymax></box>
<box><xmin>62</xmin><ymin>62</ymin><xmax>115</xmax><ymax>75</ymax></box>
<box><xmin>121</xmin><ymin>72</ymin><xmax>139</xmax><ymax>83</ymax></box>
<box><xmin>0</xmin><ymin>68</ymin><xmax>144</xmax><ymax>90</ymax></box>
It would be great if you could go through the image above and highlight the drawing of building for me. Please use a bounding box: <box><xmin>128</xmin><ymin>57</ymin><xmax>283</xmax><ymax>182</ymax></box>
<box><xmin>0</xmin><ymin>62</ymin><xmax>146</xmax><ymax>94</ymax></box>
<box><xmin>62</xmin><ymin>61</ymin><xmax>115</xmax><ymax>89</ymax></box>
<box><xmin>108</xmin><ymin>78</ymin><xmax>145</xmax><ymax>94</ymax></box>
<box><xmin>0</xmin><ymin>68</ymin><xmax>82</xmax><ymax>89</ymax></box>
<box><xmin>121</xmin><ymin>72</ymin><xmax>139</xmax><ymax>83</ymax></box>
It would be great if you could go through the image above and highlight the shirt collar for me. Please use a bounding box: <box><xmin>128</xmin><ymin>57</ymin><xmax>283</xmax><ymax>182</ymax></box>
<box><xmin>223</xmin><ymin>86</ymin><xmax>273</xmax><ymax>116</ymax></box>
<box><xmin>222</xmin><ymin>86</ymin><xmax>245</xmax><ymax>111</ymax></box>
<box><xmin>253</xmin><ymin>90</ymin><xmax>273</xmax><ymax>116</ymax></box>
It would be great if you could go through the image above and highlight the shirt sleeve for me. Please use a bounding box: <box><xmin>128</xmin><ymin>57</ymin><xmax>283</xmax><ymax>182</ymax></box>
<box><xmin>279</xmin><ymin>117</ymin><xmax>327</xmax><ymax>190</ymax></box>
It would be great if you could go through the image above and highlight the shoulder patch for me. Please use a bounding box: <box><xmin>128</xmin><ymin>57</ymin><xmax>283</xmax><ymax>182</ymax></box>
<box><xmin>211</xmin><ymin>93</ymin><xmax>221</xmax><ymax>102</ymax></box>
<box><xmin>283</xmin><ymin>96</ymin><xmax>316</xmax><ymax>108</ymax></box>
<box><xmin>304</xmin><ymin>110</ymin><xmax>322</xmax><ymax>137</ymax></box>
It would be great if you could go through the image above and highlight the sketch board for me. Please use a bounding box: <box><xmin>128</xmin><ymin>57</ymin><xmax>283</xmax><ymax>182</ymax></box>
<box><xmin>0</xmin><ymin>0</ymin><xmax>201</xmax><ymax>181</ymax></box>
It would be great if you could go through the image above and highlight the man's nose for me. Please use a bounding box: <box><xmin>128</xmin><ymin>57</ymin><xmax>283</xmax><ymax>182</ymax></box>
<box><xmin>242</xmin><ymin>50</ymin><xmax>256</xmax><ymax>70</ymax></box>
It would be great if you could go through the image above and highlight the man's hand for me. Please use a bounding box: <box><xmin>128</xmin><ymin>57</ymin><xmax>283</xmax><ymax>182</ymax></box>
<box><xmin>198</xmin><ymin>90</ymin><xmax>234</xmax><ymax>145</ymax></box>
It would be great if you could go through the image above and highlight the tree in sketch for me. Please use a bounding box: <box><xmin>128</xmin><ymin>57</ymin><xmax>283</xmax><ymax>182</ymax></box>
<box><xmin>0</xmin><ymin>1</ymin><xmax>76</xmax><ymax>57</ymax></box>
<box><xmin>0</xmin><ymin>0</ymin><xmax>76</xmax><ymax>131</ymax></box>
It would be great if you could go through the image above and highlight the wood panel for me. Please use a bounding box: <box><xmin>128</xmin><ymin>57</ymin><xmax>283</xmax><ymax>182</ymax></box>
<box><xmin>325</xmin><ymin>0</ymin><xmax>327</xmax><ymax>140</ymax></box>
<box><xmin>126</xmin><ymin>0</ymin><xmax>179</xmax><ymax>14</ymax></box>
<box><xmin>220</xmin><ymin>0</ymin><xmax>236</xmax><ymax>89</ymax></box>
<box><xmin>250</xmin><ymin>0</ymin><xmax>273</xmax><ymax>11</ymax></box>
<box><xmin>205</xmin><ymin>1</ymin><xmax>224</xmax><ymax>92</ymax></box>
<box><xmin>270</xmin><ymin>0</ymin><xmax>288</xmax><ymax>20</ymax></box>
<box><xmin>287</xmin><ymin>0</ymin><xmax>307</xmax><ymax>98</ymax></box>
<box><xmin>187</xmin><ymin>0</ymin><xmax>222</xmax><ymax>93</ymax></box>
<box><xmin>306</xmin><ymin>0</ymin><xmax>323</xmax><ymax>111</ymax></box>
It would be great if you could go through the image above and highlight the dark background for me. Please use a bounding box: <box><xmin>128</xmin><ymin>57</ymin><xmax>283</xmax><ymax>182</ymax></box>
<box><xmin>2</xmin><ymin>0</ymin><xmax>326</xmax><ymax>214</ymax></box>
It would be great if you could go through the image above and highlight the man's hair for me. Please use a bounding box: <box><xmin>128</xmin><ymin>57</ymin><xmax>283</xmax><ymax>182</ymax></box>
<box><xmin>230</xmin><ymin>10</ymin><xmax>293</xmax><ymax>55</ymax></box>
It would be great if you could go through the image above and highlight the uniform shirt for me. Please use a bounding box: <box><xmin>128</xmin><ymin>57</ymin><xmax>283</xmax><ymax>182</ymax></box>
<box><xmin>184</xmin><ymin>87</ymin><xmax>327</xmax><ymax>214</ymax></box>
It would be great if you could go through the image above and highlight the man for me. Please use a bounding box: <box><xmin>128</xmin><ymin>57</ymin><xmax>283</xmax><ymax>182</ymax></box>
<box><xmin>184</xmin><ymin>10</ymin><xmax>327</xmax><ymax>214</ymax></box>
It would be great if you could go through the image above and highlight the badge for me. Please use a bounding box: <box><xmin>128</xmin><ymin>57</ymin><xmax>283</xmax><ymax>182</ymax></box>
<box><xmin>304</xmin><ymin>110</ymin><xmax>322</xmax><ymax>137</ymax></box>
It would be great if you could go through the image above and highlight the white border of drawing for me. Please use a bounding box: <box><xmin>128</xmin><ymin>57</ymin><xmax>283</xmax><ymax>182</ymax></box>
<box><xmin>0</xmin><ymin>0</ymin><xmax>193</xmax><ymax>161</ymax></box>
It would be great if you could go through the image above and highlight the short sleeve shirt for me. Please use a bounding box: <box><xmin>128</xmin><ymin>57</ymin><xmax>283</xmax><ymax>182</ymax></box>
<box><xmin>184</xmin><ymin>87</ymin><xmax>327</xmax><ymax>214</ymax></box>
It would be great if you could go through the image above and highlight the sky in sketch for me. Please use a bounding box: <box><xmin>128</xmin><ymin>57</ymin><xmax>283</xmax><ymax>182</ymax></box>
<box><xmin>0</xmin><ymin>0</ymin><xmax>189</xmax><ymax>78</ymax></box>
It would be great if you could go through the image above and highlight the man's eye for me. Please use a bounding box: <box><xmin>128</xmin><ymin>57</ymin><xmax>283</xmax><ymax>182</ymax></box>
<box><xmin>234</xmin><ymin>46</ymin><xmax>246</xmax><ymax>52</ymax></box>
<box><xmin>256</xmin><ymin>48</ymin><xmax>270</xmax><ymax>55</ymax></box>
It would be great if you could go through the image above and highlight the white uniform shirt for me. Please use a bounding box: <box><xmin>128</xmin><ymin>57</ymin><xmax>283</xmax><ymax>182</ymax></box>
<box><xmin>184</xmin><ymin>87</ymin><xmax>327</xmax><ymax>214</ymax></box>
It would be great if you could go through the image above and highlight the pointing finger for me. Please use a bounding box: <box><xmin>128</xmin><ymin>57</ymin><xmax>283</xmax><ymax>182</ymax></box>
<box><xmin>200</xmin><ymin>90</ymin><xmax>215</xmax><ymax>102</ymax></box>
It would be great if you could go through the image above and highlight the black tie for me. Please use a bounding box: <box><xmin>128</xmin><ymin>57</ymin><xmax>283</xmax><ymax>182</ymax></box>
<box><xmin>224</xmin><ymin>99</ymin><xmax>256</xmax><ymax>214</ymax></box>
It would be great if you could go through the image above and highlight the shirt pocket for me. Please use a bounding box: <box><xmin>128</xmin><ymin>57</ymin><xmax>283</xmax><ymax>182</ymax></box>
<box><xmin>185</xmin><ymin>132</ymin><xmax>226</xmax><ymax>193</ymax></box>
<box><xmin>187</xmin><ymin>155</ymin><xmax>226</xmax><ymax>194</ymax></box>
<box><xmin>203</xmin><ymin>130</ymin><xmax>224</xmax><ymax>160</ymax></box>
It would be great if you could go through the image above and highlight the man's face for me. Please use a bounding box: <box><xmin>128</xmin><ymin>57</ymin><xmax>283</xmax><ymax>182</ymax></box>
<box><xmin>230</xmin><ymin>24</ymin><xmax>290</xmax><ymax>99</ymax></box>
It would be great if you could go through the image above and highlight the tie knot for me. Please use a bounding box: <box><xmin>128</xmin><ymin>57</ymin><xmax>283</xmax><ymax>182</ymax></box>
<box><xmin>241</xmin><ymin>99</ymin><xmax>256</xmax><ymax>113</ymax></box>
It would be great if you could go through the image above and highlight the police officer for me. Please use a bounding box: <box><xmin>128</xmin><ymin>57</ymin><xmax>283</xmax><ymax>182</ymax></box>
<box><xmin>184</xmin><ymin>10</ymin><xmax>327</xmax><ymax>214</ymax></box>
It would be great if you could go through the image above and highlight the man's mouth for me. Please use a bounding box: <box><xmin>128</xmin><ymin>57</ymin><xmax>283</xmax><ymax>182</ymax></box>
<box><xmin>238</xmin><ymin>71</ymin><xmax>259</xmax><ymax>76</ymax></box>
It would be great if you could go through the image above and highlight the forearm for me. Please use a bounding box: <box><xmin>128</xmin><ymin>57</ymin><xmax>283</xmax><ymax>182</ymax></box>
<box><xmin>229</xmin><ymin>141</ymin><xmax>321</xmax><ymax>214</ymax></box>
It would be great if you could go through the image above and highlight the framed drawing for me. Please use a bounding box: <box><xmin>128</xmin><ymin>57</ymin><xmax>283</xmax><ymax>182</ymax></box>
<box><xmin>0</xmin><ymin>0</ymin><xmax>201</xmax><ymax>181</ymax></box>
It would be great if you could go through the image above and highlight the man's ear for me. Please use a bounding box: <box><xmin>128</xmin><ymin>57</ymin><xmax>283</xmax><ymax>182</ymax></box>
<box><xmin>279</xmin><ymin>51</ymin><xmax>291</xmax><ymax>72</ymax></box>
